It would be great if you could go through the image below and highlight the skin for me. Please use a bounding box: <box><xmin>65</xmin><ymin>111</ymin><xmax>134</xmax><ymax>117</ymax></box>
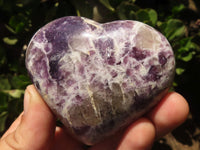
<box><xmin>0</xmin><ymin>85</ymin><xmax>189</xmax><ymax>150</ymax></box>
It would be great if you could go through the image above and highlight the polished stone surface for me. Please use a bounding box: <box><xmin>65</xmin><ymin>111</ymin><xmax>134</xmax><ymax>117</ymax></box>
<box><xmin>26</xmin><ymin>16</ymin><xmax>175</xmax><ymax>145</ymax></box>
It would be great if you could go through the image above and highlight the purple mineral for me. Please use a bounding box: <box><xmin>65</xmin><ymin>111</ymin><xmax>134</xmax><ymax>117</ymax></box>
<box><xmin>25</xmin><ymin>16</ymin><xmax>175</xmax><ymax>145</ymax></box>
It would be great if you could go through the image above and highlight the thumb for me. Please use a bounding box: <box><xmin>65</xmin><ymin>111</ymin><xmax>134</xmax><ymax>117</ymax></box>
<box><xmin>0</xmin><ymin>85</ymin><xmax>56</xmax><ymax>150</ymax></box>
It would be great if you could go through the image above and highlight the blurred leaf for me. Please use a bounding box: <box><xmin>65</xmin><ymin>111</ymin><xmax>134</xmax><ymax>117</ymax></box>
<box><xmin>4</xmin><ymin>24</ymin><xmax>17</xmax><ymax>34</ymax></box>
<box><xmin>16</xmin><ymin>3</ymin><xmax>23</xmax><ymax>7</ymax></box>
<box><xmin>70</xmin><ymin>0</ymin><xmax>93</xmax><ymax>18</ymax></box>
<box><xmin>180</xmin><ymin>51</ymin><xmax>196</xmax><ymax>62</ymax></box>
<box><xmin>129</xmin><ymin>10</ymin><xmax>136</xmax><ymax>20</ymax></box>
<box><xmin>172</xmin><ymin>4</ymin><xmax>185</xmax><ymax>15</ymax></box>
<box><xmin>15</xmin><ymin>22</ymin><xmax>25</xmax><ymax>33</ymax></box>
<box><xmin>0</xmin><ymin>0</ymin><xmax>3</xmax><ymax>6</ymax></box>
<box><xmin>10</xmin><ymin>75</ymin><xmax>30</xmax><ymax>89</ymax></box>
<box><xmin>0</xmin><ymin>0</ymin><xmax>14</xmax><ymax>13</ymax></box>
<box><xmin>175</xmin><ymin>37</ymin><xmax>198</xmax><ymax>62</ymax></box>
<box><xmin>8</xmin><ymin>63</ymin><xmax>19</xmax><ymax>73</ymax></box>
<box><xmin>0</xmin><ymin>46</ymin><xmax>7</xmax><ymax>67</ymax></box>
<box><xmin>99</xmin><ymin>0</ymin><xmax>115</xmax><ymax>12</ymax></box>
<box><xmin>7</xmin><ymin>97</ymin><xmax>23</xmax><ymax>119</ymax></box>
<box><xmin>109</xmin><ymin>0</ymin><xmax>124</xmax><ymax>7</ymax></box>
<box><xmin>136</xmin><ymin>9</ymin><xmax>157</xmax><ymax>26</ymax></box>
<box><xmin>0</xmin><ymin>92</ymin><xmax>8</xmax><ymax>112</ymax></box>
<box><xmin>117</xmin><ymin>1</ymin><xmax>139</xmax><ymax>20</ymax></box>
<box><xmin>159</xmin><ymin>19</ymin><xmax>186</xmax><ymax>41</ymax></box>
<box><xmin>148</xmin><ymin>9</ymin><xmax>157</xmax><ymax>26</ymax></box>
<box><xmin>17</xmin><ymin>0</ymin><xmax>40</xmax><ymax>6</ymax></box>
<box><xmin>43</xmin><ymin>2</ymin><xmax>61</xmax><ymax>22</ymax></box>
<box><xmin>136</xmin><ymin>9</ymin><xmax>149</xmax><ymax>21</ymax></box>
<box><xmin>0</xmin><ymin>78</ymin><xmax>11</xmax><ymax>90</ymax></box>
<box><xmin>177</xmin><ymin>37</ymin><xmax>199</xmax><ymax>51</ymax></box>
<box><xmin>176</xmin><ymin>68</ymin><xmax>185</xmax><ymax>75</ymax></box>
<box><xmin>117</xmin><ymin>3</ymin><xmax>127</xmax><ymax>19</ymax></box>
<box><xmin>3</xmin><ymin>37</ymin><xmax>18</xmax><ymax>45</ymax></box>
<box><xmin>2</xmin><ymin>89</ymin><xmax>24</xmax><ymax>98</ymax></box>
<box><xmin>8</xmin><ymin>13</ymin><xmax>28</xmax><ymax>33</ymax></box>
<box><xmin>0</xmin><ymin>112</ymin><xmax>8</xmax><ymax>132</ymax></box>
<box><xmin>156</xmin><ymin>21</ymin><xmax>162</xmax><ymax>26</ymax></box>
<box><xmin>173</xmin><ymin>82</ymin><xmax>178</xmax><ymax>87</ymax></box>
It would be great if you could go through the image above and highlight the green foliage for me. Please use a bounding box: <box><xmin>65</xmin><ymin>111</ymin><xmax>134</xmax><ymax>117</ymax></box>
<box><xmin>0</xmin><ymin>0</ymin><xmax>200</xmax><ymax>137</ymax></box>
<box><xmin>99</xmin><ymin>0</ymin><xmax>115</xmax><ymax>12</ymax></box>
<box><xmin>3</xmin><ymin>37</ymin><xmax>18</xmax><ymax>45</ymax></box>
<box><xmin>158</xmin><ymin>19</ymin><xmax>186</xmax><ymax>41</ymax></box>
<box><xmin>136</xmin><ymin>9</ymin><xmax>158</xmax><ymax>26</ymax></box>
<box><xmin>0</xmin><ymin>112</ymin><xmax>8</xmax><ymax>133</ymax></box>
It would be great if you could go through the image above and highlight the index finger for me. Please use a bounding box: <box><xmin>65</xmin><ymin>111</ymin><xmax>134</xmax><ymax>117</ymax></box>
<box><xmin>147</xmin><ymin>92</ymin><xmax>189</xmax><ymax>139</ymax></box>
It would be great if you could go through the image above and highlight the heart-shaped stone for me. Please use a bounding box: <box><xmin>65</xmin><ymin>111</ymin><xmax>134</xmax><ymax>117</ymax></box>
<box><xmin>26</xmin><ymin>16</ymin><xmax>175</xmax><ymax>145</ymax></box>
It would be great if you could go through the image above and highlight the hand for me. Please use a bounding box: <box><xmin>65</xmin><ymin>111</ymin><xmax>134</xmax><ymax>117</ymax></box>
<box><xmin>0</xmin><ymin>85</ymin><xmax>189</xmax><ymax>150</ymax></box>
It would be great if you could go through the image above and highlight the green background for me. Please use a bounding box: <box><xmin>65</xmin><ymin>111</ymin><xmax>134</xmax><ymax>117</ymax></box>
<box><xmin>0</xmin><ymin>0</ymin><xmax>200</xmax><ymax>148</ymax></box>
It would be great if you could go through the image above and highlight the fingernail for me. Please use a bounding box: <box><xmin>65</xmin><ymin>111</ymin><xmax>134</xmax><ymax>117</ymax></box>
<box><xmin>24</xmin><ymin>89</ymin><xmax>30</xmax><ymax>114</ymax></box>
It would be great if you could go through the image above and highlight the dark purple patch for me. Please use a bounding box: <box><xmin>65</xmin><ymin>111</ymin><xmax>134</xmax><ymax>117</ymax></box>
<box><xmin>73</xmin><ymin>125</ymin><xmax>91</xmax><ymax>135</ymax></box>
<box><xmin>134</xmin><ymin>65</ymin><xmax>140</xmax><ymax>71</ymax></box>
<box><xmin>158</xmin><ymin>52</ymin><xmax>167</xmax><ymax>66</ymax></box>
<box><xmin>123</xmin><ymin>56</ymin><xmax>129</xmax><ymax>64</ymax></box>
<box><xmin>78</xmin><ymin>65</ymin><xmax>85</xmax><ymax>74</ymax></box>
<box><xmin>89</xmin><ymin>50</ymin><xmax>95</xmax><ymax>56</ymax></box>
<box><xmin>133</xmin><ymin>90</ymin><xmax>152</xmax><ymax>111</ymax></box>
<box><xmin>45</xmin><ymin>30</ymin><xmax>69</xmax><ymax>53</ymax></box>
<box><xmin>89</xmin><ymin>73</ymin><xmax>96</xmax><ymax>82</ymax></box>
<box><xmin>126</xmin><ymin>69</ymin><xmax>132</xmax><ymax>76</ymax></box>
<box><xmin>75</xmin><ymin>95</ymin><xmax>83</xmax><ymax>103</ymax></box>
<box><xmin>116</xmin><ymin>61</ymin><xmax>121</xmax><ymax>65</ymax></box>
<box><xmin>94</xmin><ymin>38</ymin><xmax>114</xmax><ymax>57</ymax></box>
<box><xmin>35</xmin><ymin>81</ymin><xmax>41</xmax><ymax>90</ymax></box>
<box><xmin>97</xmin><ymin>119</ymin><xmax>115</xmax><ymax>134</ymax></box>
<box><xmin>110</xmin><ymin>70</ymin><xmax>118</xmax><ymax>78</ymax></box>
<box><xmin>44</xmin><ymin>45</ymin><xmax>51</xmax><ymax>53</ymax></box>
<box><xmin>49</xmin><ymin>60</ymin><xmax>60</xmax><ymax>80</ymax></box>
<box><xmin>107</xmin><ymin>56</ymin><xmax>116</xmax><ymax>65</ymax></box>
<box><xmin>124</xmin><ymin>42</ymin><xmax>130</xmax><ymax>47</ymax></box>
<box><xmin>56</xmin><ymin>99</ymin><xmax>65</xmax><ymax>107</ymax></box>
<box><xmin>130</xmin><ymin>47</ymin><xmax>149</xmax><ymax>61</ymax></box>
<box><xmin>45</xmin><ymin>18</ymin><xmax>86</xmax><ymax>55</ymax></box>
<box><xmin>146</xmin><ymin>65</ymin><xmax>161</xmax><ymax>81</ymax></box>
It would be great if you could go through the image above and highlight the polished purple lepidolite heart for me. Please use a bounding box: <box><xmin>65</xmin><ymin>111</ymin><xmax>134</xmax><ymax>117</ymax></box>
<box><xmin>25</xmin><ymin>16</ymin><xmax>175</xmax><ymax>145</ymax></box>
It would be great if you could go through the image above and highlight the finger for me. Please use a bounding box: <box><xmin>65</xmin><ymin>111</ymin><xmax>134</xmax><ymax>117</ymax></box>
<box><xmin>1</xmin><ymin>113</ymin><xmax>23</xmax><ymax>139</ymax></box>
<box><xmin>53</xmin><ymin>127</ymin><xmax>85</xmax><ymax>150</ymax></box>
<box><xmin>90</xmin><ymin>118</ymin><xmax>155</xmax><ymax>150</ymax></box>
<box><xmin>117</xmin><ymin>118</ymin><xmax>155</xmax><ymax>150</ymax></box>
<box><xmin>147</xmin><ymin>92</ymin><xmax>189</xmax><ymax>139</ymax></box>
<box><xmin>0</xmin><ymin>85</ymin><xmax>56</xmax><ymax>150</ymax></box>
